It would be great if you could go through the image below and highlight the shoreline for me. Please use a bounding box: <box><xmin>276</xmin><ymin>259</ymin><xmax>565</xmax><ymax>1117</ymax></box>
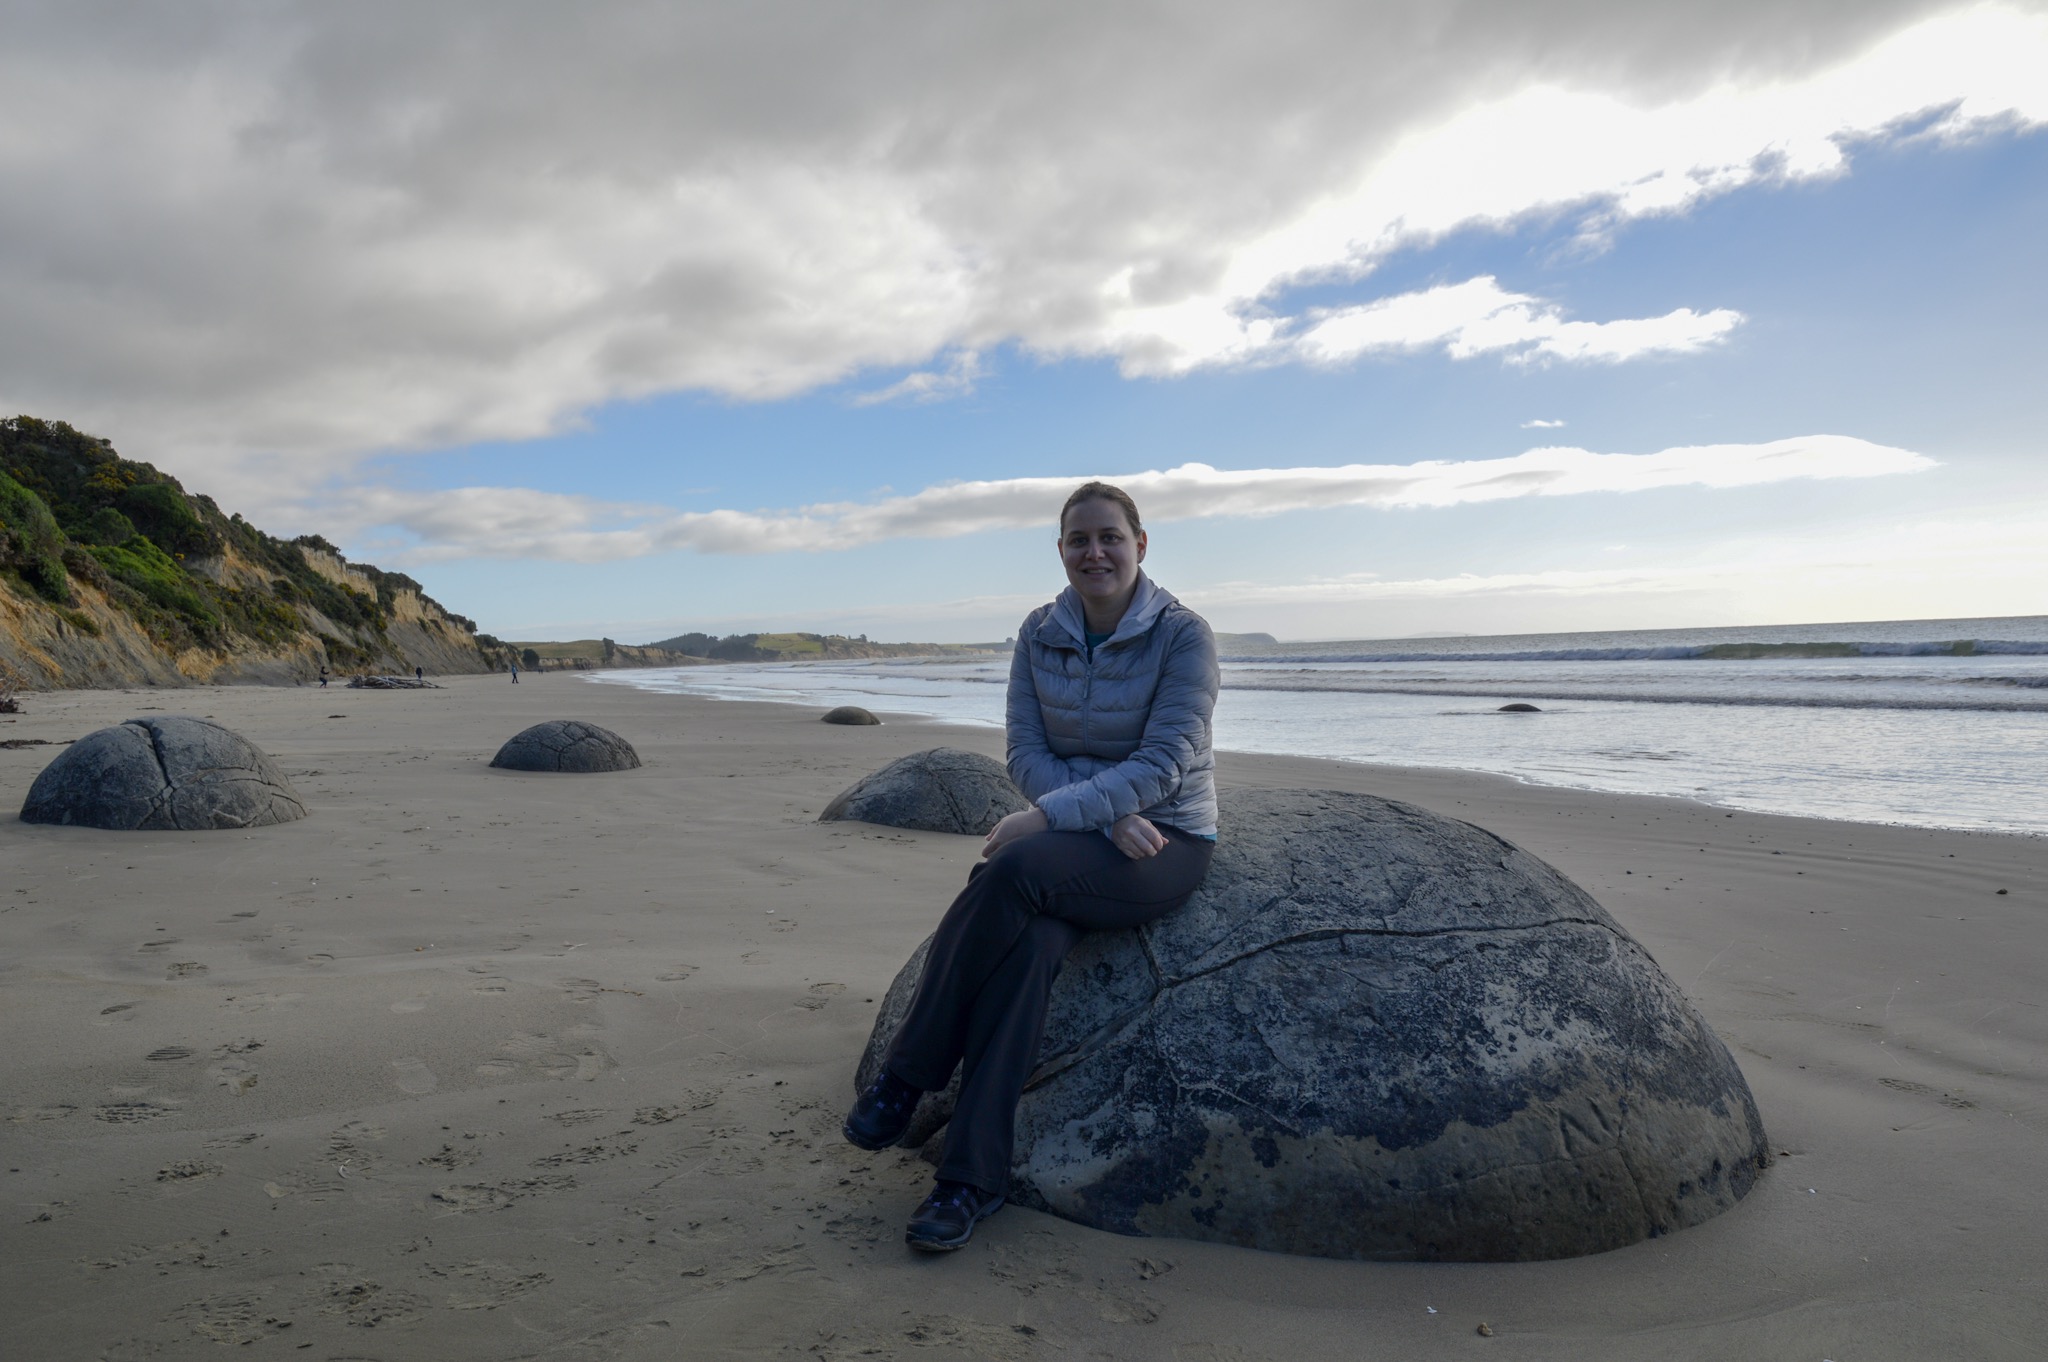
<box><xmin>2</xmin><ymin>675</ymin><xmax>2044</xmax><ymax>1359</ymax></box>
<box><xmin>585</xmin><ymin>666</ymin><xmax>2048</xmax><ymax>842</ymax></box>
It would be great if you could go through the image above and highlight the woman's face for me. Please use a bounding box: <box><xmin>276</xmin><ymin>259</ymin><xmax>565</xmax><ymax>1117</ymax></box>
<box><xmin>1059</xmin><ymin>498</ymin><xmax>1146</xmax><ymax>609</ymax></box>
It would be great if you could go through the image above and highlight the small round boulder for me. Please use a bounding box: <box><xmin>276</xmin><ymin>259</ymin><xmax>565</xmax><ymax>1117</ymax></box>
<box><xmin>1498</xmin><ymin>702</ymin><xmax>1542</xmax><ymax>713</ymax></box>
<box><xmin>490</xmin><ymin>720</ymin><xmax>641</xmax><ymax>773</ymax></box>
<box><xmin>819</xmin><ymin>747</ymin><xmax>1027</xmax><ymax>835</ymax></box>
<box><xmin>821</xmin><ymin>706</ymin><xmax>881</xmax><ymax>726</ymax></box>
<box><xmin>21</xmin><ymin>716</ymin><xmax>307</xmax><ymax>831</ymax></box>
<box><xmin>859</xmin><ymin>788</ymin><xmax>1768</xmax><ymax>1261</ymax></box>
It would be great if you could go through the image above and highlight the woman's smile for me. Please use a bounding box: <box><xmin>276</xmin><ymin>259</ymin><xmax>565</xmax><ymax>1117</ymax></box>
<box><xmin>1060</xmin><ymin>497</ymin><xmax>1146</xmax><ymax>629</ymax></box>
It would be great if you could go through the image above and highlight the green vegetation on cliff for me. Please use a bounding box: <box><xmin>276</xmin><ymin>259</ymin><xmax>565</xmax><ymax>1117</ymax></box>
<box><xmin>1</xmin><ymin>415</ymin><xmax>494</xmax><ymax>675</ymax></box>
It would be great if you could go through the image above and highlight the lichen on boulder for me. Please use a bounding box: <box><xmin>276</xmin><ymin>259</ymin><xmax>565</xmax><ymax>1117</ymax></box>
<box><xmin>857</xmin><ymin>788</ymin><xmax>1769</xmax><ymax>1261</ymax></box>
<box><xmin>20</xmin><ymin>715</ymin><xmax>306</xmax><ymax>831</ymax></box>
<box><xmin>489</xmin><ymin>720</ymin><xmax>641</xmax><ymax>773</ymax></box>
<box><xmin>819</xmin><ymin>747</ymin><xmax>1027</xmax><ymax>835</ymax></box>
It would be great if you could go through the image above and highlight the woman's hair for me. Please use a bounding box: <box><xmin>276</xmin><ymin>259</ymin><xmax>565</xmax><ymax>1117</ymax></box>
<box><xmin>1059</xmin><ymin>481</ymin><xmax>1143</xmax><ymax>537</ymax></box>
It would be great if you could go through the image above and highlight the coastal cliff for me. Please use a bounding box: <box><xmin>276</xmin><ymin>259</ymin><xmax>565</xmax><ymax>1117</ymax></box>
<box><xmin>0</xmin><ymin>417</ymin><xmax>506</xmax><ymax>689</ymax></box>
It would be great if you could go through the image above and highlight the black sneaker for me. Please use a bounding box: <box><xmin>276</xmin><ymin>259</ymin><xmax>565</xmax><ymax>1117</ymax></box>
<box><xmin>905</xmin><ymin>1180</ymin><xmax>1005</xmax><ymax>1252</ymax></box>
<box><xmin>842</xmin><ymin>1069</ymin><xmax>921</xmax><ymax>1151</ymax></box>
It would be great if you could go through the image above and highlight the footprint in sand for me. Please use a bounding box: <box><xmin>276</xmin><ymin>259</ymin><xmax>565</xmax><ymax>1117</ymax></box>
<box><xmin>809</xmin><ymin>1314</ymin><xmax>1040</xmax><ymax>1361</ymax></box>
<box><xmin>475</xmin><ymin>1030</ymin><xmax>613</xmax><ymax>1082</ymax></box>
<box><xmin>427</xmin><ymin>1260</ymin><xmax>553</xmax><ymax>1311</ymax></box>
<box><xmin>656</xmin><ymin>965</ymin><xmax>698</xmax><ymax>983</ymax></box>
<box><xmin>94</xmin><ymin>1003</ymin><xmax>139</xmax><ymax>1028</ymax></box>
<box><xmin>431</xmin><ymin>1175</ymin><xmax>576</xmax><ymax>1214</ymax></box>
<box><xmin>631</xmin><ymin>1091</ymin><xmax>719</xmax><ymax>1123</ymax></box>
<box><xmin>165</xmin><ymin>961</ymin><xmax>208</xmax><ymax>980</ymax></box>
<box><xmin>419</xmin><ymin>1141</ymin><xmax>485</xmax><ymax>1170</ymax></box>
<box><xmin>530</xmin><ymin>1139</ymin><xmax>638</xmax><ymax>1168</ymax></box>
<box><xmin>327</xmin><ymin>1121</ymin><xmax>386</xmax><ymax>1171</ymax></box>
<box><xmin>312</xmin><ymin>1266</ymin><xmax>428</xmax><ymax>1329</ymax></box>
<box><xmin>167</xmin><ymin>1291</ymin><xmax>278</xmax><ymax>1346</ymax></box>
<box><xmin>144</xmin><ymin>1045</ymin><xmax>196</xmax><ymax>1063</ymax></box>
<box><xmin>390</xmin><ymin>1057</ymin><xmax>438</xmax><ymax>1094</ymax></box>
<box><xmin>95</xmin><ymin>1099</ymin><xmax>179</xmax><ymax>1124</ymax></box>
<box><xmin>11</xmin><ymin>1104</ymin><xmax>79</xmax><ymax>1123</ymax></box>
<box><xmin>223</xmin><ymin>992</ymin><xmax>302</xmax><ymax>1013</ymax></box>
<box><xmin>468</xmin><ymin>965</ymin><xmax>510</xmax><ymax>994</ymax></box>
<box><xmin>210</xmin><ymin>1059</ymin><xmax>259</xmax><ymax>1095</ymax></box>
<box><xmin>262</xmin><ymin>1174</ymin><xmax>345</xmax><ymax>1203</ymax></box>
<box><xmin>796</xmin><ymin>982</ymin><xmax>846</xmax><ymax>1011</ymax></box>
<box><xmin>155</xmin><ymin>1160</ymin><xmax>224</xmax><ymax>1184</ymax></box>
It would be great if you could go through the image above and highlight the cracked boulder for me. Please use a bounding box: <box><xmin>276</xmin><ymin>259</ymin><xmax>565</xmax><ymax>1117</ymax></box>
<box><xmin>857</xmin><ymin>787</ymin><xmax>1768</xmax><ymax>1261</ymax></box>
<box><xmin>489</xmin><ymin>720</ymin><xmax>642</xmax><ymax>773</ymax></box>
<box><xmin>819</xmin><ymin>747</ymin><xmax>1028</xmax><ymax>835</ymax></box>
<box><xmin>20</xmin><ymin>716</ymin><xmax>307</xmax><ymax>831</ymax></box>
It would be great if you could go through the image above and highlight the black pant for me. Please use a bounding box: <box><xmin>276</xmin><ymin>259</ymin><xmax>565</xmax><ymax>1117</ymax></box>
<box><xmin>885</xmin><ymin>825</ymin><xmax>1214</xmax><ymax>1193</ymax></box>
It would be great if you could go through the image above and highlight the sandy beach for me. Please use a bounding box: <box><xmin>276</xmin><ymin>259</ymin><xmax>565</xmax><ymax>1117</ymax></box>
<box><xmin>2</xmin><ymin>673</ymin><xmax>2044</xmax><ymax>1361</ymax></box>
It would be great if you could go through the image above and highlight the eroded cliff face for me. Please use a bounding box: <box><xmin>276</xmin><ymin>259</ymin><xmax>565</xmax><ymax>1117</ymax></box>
<box><xmin>0</xmin><ymin>417</ymin><xmax>506</xmax><ymax>691</ymax></box>
<box><xmin>0</xmin><ymin>542</ymin><xmax>501</xmax><ymax>689</ymax></box>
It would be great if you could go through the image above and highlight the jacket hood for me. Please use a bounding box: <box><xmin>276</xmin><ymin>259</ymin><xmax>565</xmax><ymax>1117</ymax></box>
<box><xmin>1041</xmin><ymin>571</ymin><xmax>1175</xmax><ymax>650</ymax></box>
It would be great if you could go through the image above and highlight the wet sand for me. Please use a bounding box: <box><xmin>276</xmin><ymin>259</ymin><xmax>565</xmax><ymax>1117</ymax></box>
<box><xmin>2</xmin><ymin>673</ymin><xmax>2043</xmax><ymax>1360</ymax></box>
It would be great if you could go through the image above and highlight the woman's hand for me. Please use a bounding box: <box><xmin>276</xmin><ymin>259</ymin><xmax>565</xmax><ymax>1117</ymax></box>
<box><xmin>982</xmin><ymin>807</ymin><xmax>1050</xmax><ymax>858</ymax></box>
<box><xmin>1110</xmin><ymin>813</ymin><xmax>1167</xmax><ymax>860</ymax></box>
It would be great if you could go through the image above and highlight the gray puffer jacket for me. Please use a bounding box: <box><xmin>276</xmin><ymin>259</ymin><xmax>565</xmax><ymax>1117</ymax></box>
<box><xmin>1006</xmin><ymin>573</ymin><xmax>1220</xmax><ymax>837</ymax></box>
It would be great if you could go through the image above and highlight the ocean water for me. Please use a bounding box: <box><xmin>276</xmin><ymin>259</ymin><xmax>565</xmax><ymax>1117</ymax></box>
<box><xmin>588</xmin><ymin>615</ymin><xmax>2048</xmax><ymax>836</ymax></box>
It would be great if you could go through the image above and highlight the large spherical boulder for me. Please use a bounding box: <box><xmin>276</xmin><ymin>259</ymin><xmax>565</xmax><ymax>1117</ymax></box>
<box><xmin>819</xmin><ymin>747</ymin><xmax>1027</xmax><ymax>835</ymax></box>
<box><xmin>20</xmin><ymin>716</ymin><xmax>306</xmax><ymax>831</ymax></box>
<box><xmin>857</xmin><ymin>788</ymin><xmax>1768</xmax><ymax>1261</ymax></box>
<box><xmin>821</xmin><ymin>705</ymin><xmax>880</xmax><ymax>726</ymax></box>
<box><xmin>490</xmin><ymin>720</ymin><xmax>641</xmax><ymax>773</ymax></box>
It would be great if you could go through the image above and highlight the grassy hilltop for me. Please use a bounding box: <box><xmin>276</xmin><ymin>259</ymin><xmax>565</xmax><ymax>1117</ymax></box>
<box><xmin>0</xmin><ymin>416</ymin><xmax>505</xmax><ymax>688</ymax></box>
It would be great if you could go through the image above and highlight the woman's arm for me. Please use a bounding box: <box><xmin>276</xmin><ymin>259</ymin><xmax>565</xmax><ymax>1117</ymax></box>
<box><xmin>1033</xmin><ymin>614</ymin><xmax>1218</xmax><ymax>832</ymax></box>
<box><xmin>1004</xmin><ymin>621</ymin><xmax>1082</xmax><ymax>801</ymax></box>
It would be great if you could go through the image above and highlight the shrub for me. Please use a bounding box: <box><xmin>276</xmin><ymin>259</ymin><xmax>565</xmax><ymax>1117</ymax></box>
<box><xmin>117</xmin><ymin>480</ymin><xmax>219</xmax><ymax>557</ymax></box>
<box><xmin>0</xmin><ymin>469</ymin><xmax>71</xmax><ymax>604</ymax></box>
<box><xmin>84</xmin><ymin>506</ymin><xmax>137</xmax><ymax>544</ymax></box>
<box><xmin>89</xmin><ymin>535</ymin><xmax>219</xmax><ymax>631</ymax></box>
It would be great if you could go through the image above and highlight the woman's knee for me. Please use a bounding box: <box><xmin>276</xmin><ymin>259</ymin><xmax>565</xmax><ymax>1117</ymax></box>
<box><xmin>979</xmin><ymin>833</ymin><xmax>1052</xmax><ymax>884</ymax></box>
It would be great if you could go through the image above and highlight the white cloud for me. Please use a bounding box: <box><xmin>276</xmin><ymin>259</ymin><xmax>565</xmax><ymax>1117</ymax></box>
<box><xmin>852</xmin><ymin>350</ymin><xmax>985</xmax><ymax>406</ymax></box>
<box><xmin>0</xmin><ymin>3</ymin><xmax>2038</xmax><ymax>478</ymax></box>
<box><xmin>1523</xmin><ymin>418</ymin><xmax>1568</xmax><ymax>429</ymax></box>
<box><xmin>331</xmin><ymin>434</ymin><xmax>1934</xmax><ymax>563</ymax></box>
<box><xmin>1287</xmin><ymin>277</ymin><xmax>1741</xmax><ymax>368</ymax></box>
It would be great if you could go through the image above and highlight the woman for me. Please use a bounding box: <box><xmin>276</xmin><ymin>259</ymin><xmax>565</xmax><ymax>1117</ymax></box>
<box><xmin>842</xmin><ymin>481</ymin><xmax>1220</xmax><ymax>1251</ymax></box>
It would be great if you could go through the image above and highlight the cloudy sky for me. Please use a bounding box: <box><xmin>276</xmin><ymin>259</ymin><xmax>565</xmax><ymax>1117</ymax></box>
<box><xmin>4</xmin><ymin>0</ymin><xmax>2044</xmax><ymax>641</ymax></box>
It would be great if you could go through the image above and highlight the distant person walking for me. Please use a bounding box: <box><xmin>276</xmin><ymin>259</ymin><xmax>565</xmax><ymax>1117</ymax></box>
<box><xmin>415</xmin><ymin>665</ymin><xmax>424</xmax><ymax>683</ymax></box>
<box><xmin>318</xmin><ymin>665</ymin><xmax>329</xmax><ymax>687</ymax></box>
<box><xmin>510</xmin><ymin>659</ymin><xmax>519</xmax><ymax>684</ymax></box>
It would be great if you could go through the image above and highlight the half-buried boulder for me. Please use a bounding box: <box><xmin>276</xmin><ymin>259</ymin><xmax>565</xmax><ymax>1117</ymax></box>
<box><xmin>821</xmin><ymin>705</ymin><xmax>881</xmax><ymax>726</ymax></box>
<box><xmin>819</xmin><ymin>747</ymin><xmax>1027</xmax><ymax>835</ymax></box>
<box><xmin>20</xmin><ymin>716</ymin><xmax>307</xmax><ymax>831</ymax></box>
<box><xmin>490</xmin><ymin>720</ymin><xmax>641</xmax><ymax>773</ymax></box>
<box><xmin>857</xmin><ymin>787</ymin><xmax>1768</xmax><ymax>1261</ymax></box>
